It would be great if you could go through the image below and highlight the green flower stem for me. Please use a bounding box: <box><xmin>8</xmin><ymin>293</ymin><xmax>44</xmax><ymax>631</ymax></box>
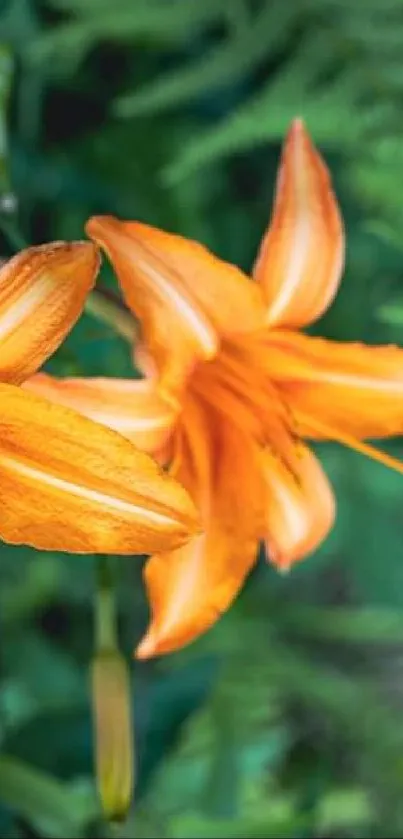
<box><xmin>85</xmin><ymin>292</ymin><xmax>137</xmax><ymax>344</ymax></box>
<box><xmin>94</xmin><ymin>555</ymin><xmax>118</xmax><ymax>652</ymax></box>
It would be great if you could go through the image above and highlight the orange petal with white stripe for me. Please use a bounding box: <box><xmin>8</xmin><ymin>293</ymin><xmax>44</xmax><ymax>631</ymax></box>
<box><xmin>264</xmin><ymin>330</ymin><xmax>403</xmax><ymax>441</ymax></box>
<box><xmin>24</xmin><ymin>373</ymin><xmax>177</xmax><ymax>456</ymax></box>
<box><xmin>0</xmin><ymin>384</ymin><xmax>198</xmax><ymax>554</ymax></box>
<box><xmin>262</xmin><ymin>442</ymin><xmax>335</xmax><ymax>571</ymax></box>
<box><xmin>136</xmin><ymin>401</ymin><xmax>264</xmax><ymax>658</ymax></box>
<box><xmin>86</xmin><ymin>216</ymin><xmax>265</xmax><ymax>395</ymax></box>
<box><xmin>0</xmin><ymin>242</ymin><xmax>100</xmax><ymax>384</ymax></box>
<box><xmin>253</xmin><ymin>119</ymin><xmax>344</xmax><ymax>328</ymax></box>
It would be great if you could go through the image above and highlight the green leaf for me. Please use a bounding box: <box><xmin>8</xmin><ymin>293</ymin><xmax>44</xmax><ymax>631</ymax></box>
<box><xmin>0</xmin><ymin>756</ymin><xmax>92</xmax><ymax>837</ymax></box>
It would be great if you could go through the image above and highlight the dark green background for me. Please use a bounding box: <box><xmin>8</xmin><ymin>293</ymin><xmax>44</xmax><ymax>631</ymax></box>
<box><xmin>2</xmin><ymin>1</ymin><xmax>403</xmax><ymax>836</ymax></box>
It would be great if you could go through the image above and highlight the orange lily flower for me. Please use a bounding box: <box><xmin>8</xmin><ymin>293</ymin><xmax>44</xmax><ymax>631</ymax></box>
<box><xmin>0</xmin><ymin>242</ymin><xmax>198</xmax><ymax>554</ymax></box>
<box><xmin>25</xmin><ymin>120</ymin><xmax>403</xmax><ymax>657</ymax></box>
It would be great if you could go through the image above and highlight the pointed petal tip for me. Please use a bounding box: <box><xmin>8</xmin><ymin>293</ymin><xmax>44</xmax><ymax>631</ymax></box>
<box><xmin>254</xmin><ymin>116</ymin><xmax>344</xmax><ymax>328</ymax></box>
<box><xmin>26</xmin><ymin>239</ymin><xmax>102</xmax><ymax>294</ymax></box>
<box><xmin>37</xmin><ymin>239</ymin><xmax>100</xmax><ymax>274</ymax></box>
<box><xmin>135</xmin><ymin>621</ymin><xmax>194</xmax><ymax>659</ymax></box>
<box><xmin>150</xmin><ymin>479</ymin><xmax>201</xmax><ymax>543</ymax></box>
<box><xmin>71</xmin><ymin>239</ymin><xmax>101</xmax><ymax>267</ymax></box>
<box><xmin>289</xmin><ymin>116</ymin><xmax>305</xmax><ymax>134</ymax></box>
<box><xmin>262</xmin><ymin>443</ymin><xmax>336</xmax><ymax>572</ymax></box>
<box><xmin>86</xmin><ymin>215</ymin><xmax>118</xmax><ymax>242</ymax></box>
<box><xmin>135</xmin><ymin>631</ymin><xmax>158</xmax><ymax>660</ymax></box>
<box><xmin>274</xmin><ymin>558</ymin><xmax>291</xmax><ymax>575</ymax></box>
<box><xmin>285</xmin><ymin>117</ymin><xmax>312</xmax><ymax>155</ymax></box>
<box><xmin>59</xmin><ymin>240</ymin><xmax>102</xmax><ymax>281</ymax></box>
<box><xmin>135</xmin><ymin>612</ymin><xmax>198</xmax><ymax>659</ymax></box>
<box><xmin>0</xmin><ymin>240</ymin><xmax>101</xmax><ymax>384</ymax></box>
<box><xmin>68</xmin><ymin>239</ymin><xmax>98</xmax><ymax>252</ymax></box>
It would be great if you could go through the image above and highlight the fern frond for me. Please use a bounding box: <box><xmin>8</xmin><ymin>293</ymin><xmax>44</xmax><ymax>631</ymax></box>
<box><xmin>114</xmin><ymin>2</ymin><xmax>301</xmax><ymax>118</ymax></box>
<box><xmin>27</xmin><ymin>0</ymin><xmax>403</xmax><ymax>231</ymax></box>
<box><xmin>153</xmin><ymin>0</ymin><xmax>403</xmax><ymax>236</ymax></box>
<box><xmin>30</xmin><ymin>0</ymin><xmax>229</xmax><ymax>68</ymax></box>
<box><xmin>162</xmin><ymin>41</ymin><xmax>367</xmax><ymax>182</ymax></box>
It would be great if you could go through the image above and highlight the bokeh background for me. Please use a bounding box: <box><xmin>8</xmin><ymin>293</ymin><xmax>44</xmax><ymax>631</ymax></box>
<box><xmin>2</xmin><ymin>0</ymin><xmax>403</xmax><ymax>836</ymax></box>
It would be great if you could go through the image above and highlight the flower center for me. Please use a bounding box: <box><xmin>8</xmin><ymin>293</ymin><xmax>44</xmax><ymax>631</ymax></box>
<box><xmin>190</xmin><ymin>334</ymin><xmax>297</xmax><ymax>460</ymax></box>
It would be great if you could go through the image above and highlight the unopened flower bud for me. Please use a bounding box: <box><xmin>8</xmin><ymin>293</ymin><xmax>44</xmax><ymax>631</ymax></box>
<box><xmin>91</xmin><ymin>650</ymin><xmax>134</xmax><ymax>823</ymax></box>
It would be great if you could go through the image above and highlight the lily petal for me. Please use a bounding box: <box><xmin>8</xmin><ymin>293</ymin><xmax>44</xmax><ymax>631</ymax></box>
<box><xmin>0</xmin><ymin>242</ymin><xmax>99</xmax><ymax>383</ymax></box>
<box><xmin>264</xmin><ymin>330</ymin><xmax>403</xmax><ymax>440</ymax></box>
<box><xmin>262</xmin><ymin>442</ymin><xmax>335</xmax><ymax>571</ymax></box>
<box><xmin>0</xmin><ymin>384</ymin><xmax>198</xmax><ymax>554</ymax></box>
<box><xmin>24</xmin><ymin>373</ymin><xmax>176</xmax><ymax>456</ymax></box>
<box><xmin>86</xmin><ymin>216</ymin><xmax>265</xmax><ymax>394</ymax></box>
<box><xmin>253</xmin><ymin>119</ymin><xmax>344</xmax><ymax>328</ymax></box>
<box><xmin>136</xmin><ymin>399</ymin><xmax>264</xmax><ymax>658</ymax></box>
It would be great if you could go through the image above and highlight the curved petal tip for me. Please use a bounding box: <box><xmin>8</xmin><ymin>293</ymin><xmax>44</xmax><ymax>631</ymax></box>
<box><xmin>135</xmin><ymin>630</ymin><xmax>158</xmax><ymax>660</ymax></box>
<box><xmin>0</xmin><ymin>240</ymin><xmax>101</xmax><ymax>383</ymax></box>
<box><xmin>254</xmin><ymin>117</ymin><xmax>344</xmax><ymax>329</ymax></box>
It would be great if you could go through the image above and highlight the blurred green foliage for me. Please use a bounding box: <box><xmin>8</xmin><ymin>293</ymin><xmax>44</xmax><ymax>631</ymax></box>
<box><xmin>2</xmin><ymin>0</ymin><xmax>403</xmax><ymax>836</ymax></box>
